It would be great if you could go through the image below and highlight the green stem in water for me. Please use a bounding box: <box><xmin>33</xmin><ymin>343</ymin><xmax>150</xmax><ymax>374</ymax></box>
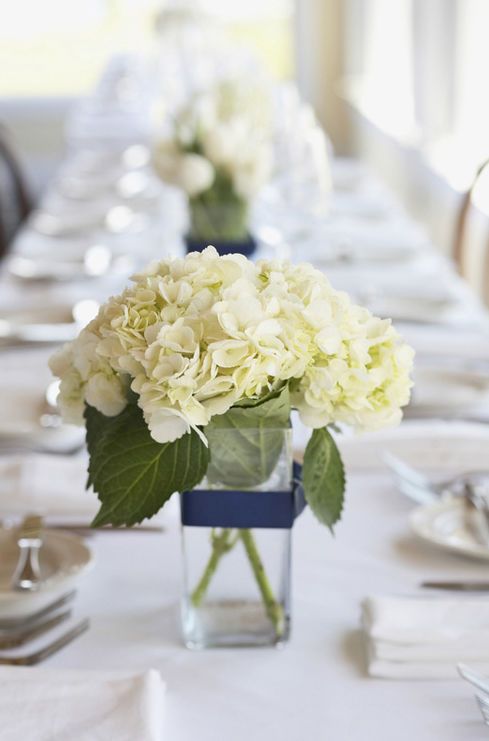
<box><xmin>239</xmin><ymin>529</ymin><xmax>285</xmax><ymax>637</ymax></box>
<box><xmin>190</xmin><ymin>528</ymin><xmax>285</xmax><ymax>638</ymax></box>
<box><xmin>190</xmin><ymin>528</ymin><xmax>237</xmax><ymax>607</ymax></box>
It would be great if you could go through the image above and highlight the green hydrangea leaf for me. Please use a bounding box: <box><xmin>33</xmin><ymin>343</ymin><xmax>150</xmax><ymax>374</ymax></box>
<box><xmin>85</xmin><ymin>403</ymin><xmax>210</xmax><ymax>527</ymax></box>
<box><xmin>205</xmin><ymin>385</ymin><xmax>291</xmax><ymax>489</ymax></box>
<box><xmin>233</xmin><ymin>383</ymin><xmax>288</xmax><ymax>410</ymax></box>
<box><xmin>303</xmin><ymin>427</ymin><xmax>345</xmax><ymax>531</ymax></box>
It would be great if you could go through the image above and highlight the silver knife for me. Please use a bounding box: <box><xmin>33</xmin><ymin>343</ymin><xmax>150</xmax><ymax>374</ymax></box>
<box><xmin>422</xmin><ymin>580</ymin><xmax>489</xmax><ymax>591</ymax></box>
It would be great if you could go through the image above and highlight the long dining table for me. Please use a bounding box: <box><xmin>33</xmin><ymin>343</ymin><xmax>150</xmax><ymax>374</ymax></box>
<box><xmin>2</xmin><ymin>55</ymin><xmax>489</xmax><ymax>740</ymax></box>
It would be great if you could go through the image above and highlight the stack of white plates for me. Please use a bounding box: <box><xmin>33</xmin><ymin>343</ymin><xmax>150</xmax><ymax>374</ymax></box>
<box><xmin>0</xmin><ymin>527</ymin><xmax>93</xmax><ymax>620</ymax></box>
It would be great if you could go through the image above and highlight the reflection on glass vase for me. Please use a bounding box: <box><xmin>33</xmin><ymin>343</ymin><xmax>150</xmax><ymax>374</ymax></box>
<box><xmin>180</xmin><ymin>427</ymin><xmax>301</xmax><ymax>649</ymax></box>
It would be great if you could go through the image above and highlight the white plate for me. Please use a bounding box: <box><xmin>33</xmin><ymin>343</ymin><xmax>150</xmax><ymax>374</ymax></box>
<box><xmin>0</xmin><ymin>528</ymin><xmax>94</xmax><ymax>618</ymax></box>
<box><xmin>0</xmin><ymin>300</ymin><xmax>98</xmax><ymax>343</ymax></box>
<box><xmin>0</xmin><ymin>383</ymin><xmax>85</xmax><ymax>452</ymax></box>
<box><xmin>366</xmin><ymin>295</ymin><xmax>460</xmax><ymax>324</ymax></box>
<box><xmin>298</xmin><ymin>223</ymin><xmax>427</xmax><ymax>265</ymax></box>
<box><xmin>410</xmin><ymin>499</ymin><xmax>489</xmax><ymax>561</ymax></box>
<box><xmin>0</xmin><ymin>383</ymin><xmax>56</xmax><ymax>437</ymax></box>
<box><xmin>329</xmin><ymin>192</ymin><xmax>400</xmax><ymax>220</ymax></box>
<box><xmin>411</xmin><ymin>367</ymin><xmax>489</xmax><ymax>411</ymax></box>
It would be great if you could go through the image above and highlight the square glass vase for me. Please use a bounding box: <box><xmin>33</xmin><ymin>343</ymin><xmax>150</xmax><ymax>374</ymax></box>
<box><xmin>185</xmin><ymin>198</ymin><xmax>257</xmax><ymax>257</ymax></box>
<box><xmin>180</xmin><ymin>427</ymin><xmax>293</xmax><ymax>649</ymax></box>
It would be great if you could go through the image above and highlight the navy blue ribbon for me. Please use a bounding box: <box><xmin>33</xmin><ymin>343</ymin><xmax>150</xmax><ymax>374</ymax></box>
<box><xmin>180</xmin><ymin>461</ymin><xmax>306</xmax><ymax>529</ymax></box>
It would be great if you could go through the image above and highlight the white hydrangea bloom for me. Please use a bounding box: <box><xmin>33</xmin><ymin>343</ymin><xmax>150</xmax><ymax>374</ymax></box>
<box><xmin>50</xmin><ymin>247</ymin><xmax>414</xmax><ymax>444</ymax></box>
<box><xmin>49</xmin><ymin>327</ymin><xmax>127</xmax><ymax>424</ymax></box>
<box><xmin>153</xmin><ymin>141</ymin><xmax>214</xmax><ymax>197</ymax></box>
<box><xmin>152</xmin><ymin>77</ymin><xmax>273</xmax><ymax>202</ymax></box>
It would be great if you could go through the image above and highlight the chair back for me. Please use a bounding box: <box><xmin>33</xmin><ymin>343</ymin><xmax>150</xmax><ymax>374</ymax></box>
<box><xmin>452</xmin><ymin>157</ymin><xmax>489</xmax><ymax>303</ymax></box>
<box><xmin>0</xmin><ymin>123</ymin><xmax>32</xmax><ymax>258</ymax></box>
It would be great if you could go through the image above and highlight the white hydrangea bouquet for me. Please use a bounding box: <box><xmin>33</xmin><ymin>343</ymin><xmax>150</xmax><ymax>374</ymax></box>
<box><xmin>152</xmin><ymin>78</ymin><xmax>272</xmax><ymax>249</ymax></box>
<box><xmin>50</xmin><ymin>247</ymin><xmax>413</xmax><ymax>644</ymax></box>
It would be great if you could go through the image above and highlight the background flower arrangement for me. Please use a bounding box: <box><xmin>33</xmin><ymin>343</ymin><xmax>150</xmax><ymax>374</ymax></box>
<box><xmin>152</xmin><ymin>78</ymin><xmax>273</xmax><ymax>245</ymax></box>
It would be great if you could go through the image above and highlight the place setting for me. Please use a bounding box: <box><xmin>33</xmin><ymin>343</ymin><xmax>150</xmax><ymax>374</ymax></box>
<box><xmin>0</xmin><ymin>513</ymin><xmax>91</xmax><ymax>663</ymax></box>
<box><xmin>0</xmin><ymin>516</ymin><xmax>165</xmax><ymax>739</ymax></box>
<box><xmin>6</xmin><ymin>218</ymin><xmax>143</xmax><ymax>284</ymax></box>
<box><xmin>386</xmin><ymin>451</ymin><xmax>489</xmax><ymax>563</ymax></box>
<box><xmin>342</xmin><ymin>419</ymin><xmax>489</xmax><ymax>691</ymax></box>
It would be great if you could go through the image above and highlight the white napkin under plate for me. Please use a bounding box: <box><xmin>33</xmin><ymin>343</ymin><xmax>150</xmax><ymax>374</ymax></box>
<box><xmin>0</xmin><ymin>667</ymin><xmax>165</xmax><ymax>741</ymax></box>
<box><xmin>362</xmin><ymin>596</ymin><xmax>489</xmax><ymax>679</ymax></box>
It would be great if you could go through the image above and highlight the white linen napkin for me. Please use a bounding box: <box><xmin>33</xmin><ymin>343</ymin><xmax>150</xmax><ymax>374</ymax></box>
<box><xmin>0</xmin><ymin>667</ymin><xmax>165</xmax><ymax>741</ymax></box>
<box><xmin>362</xmin><ymin>596</ymin><xmax>489</xmax><ymax>679</ymax></box>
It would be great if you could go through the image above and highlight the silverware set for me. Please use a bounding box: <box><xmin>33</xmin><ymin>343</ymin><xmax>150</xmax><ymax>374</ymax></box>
<box><xmin>0</xmin><ymin>517</ymin><xmax>90</xmax><ymax>665</ymax></box>
<box><xmin>383</xmin><ymin>451</ymin><xmax>489</xmax><ymax>505</ymax></box>
<box><xmin>385</xmin><ymin>452</ymin><xmax>489</xmax><ymax>590</ymax></box>
<box><xmin>0</xmin><ymin>591</ymin><xmax>89</xmax><ymax>666</ymax></box>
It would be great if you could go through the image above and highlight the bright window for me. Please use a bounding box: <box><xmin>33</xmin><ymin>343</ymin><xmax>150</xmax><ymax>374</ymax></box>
<box><xmin>344</xmin><ymin>0</ymin><xmax>416</xmax><ymax>140</ymax></box>
<box><xmin>345</xmin><ymin>0</ymin><xmax>489</xmax><ymax>187</ymax></box>
<box><xmin>0</xmin><ymin>0</ymin><xmax>294</xmax><ymax>98</ymax></box>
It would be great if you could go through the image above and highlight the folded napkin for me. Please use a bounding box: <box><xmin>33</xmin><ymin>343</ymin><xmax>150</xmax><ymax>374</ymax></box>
<box><xmin>362</xmin><ymin>596</ymin><xmax>489</xmax><ymax>679</ymax></box>
<box><xmin>0</xmin><ymin>667</ymin><xmax>165</xmax><ymax>741</ymax></box>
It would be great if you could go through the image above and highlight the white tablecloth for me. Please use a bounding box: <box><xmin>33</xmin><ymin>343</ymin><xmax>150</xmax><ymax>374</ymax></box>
<box><xmin>39</xmin><ymin>474</ymin><xmax>487</xmax><ymax>741</ymax></box>
<box><xmin>3</xmin><ymin>167</ymin><xmax>489</xmax><ymax>739</ymax></box>
<box><xmin>2</xmin><ymin>59</ymin><xmax>489</xmax><ymax>735</ymax></box>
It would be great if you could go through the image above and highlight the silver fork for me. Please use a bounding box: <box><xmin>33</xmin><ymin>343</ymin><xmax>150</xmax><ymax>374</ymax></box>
<box><xmin>458</xmin><ymin>663</ymin><xmax>489</xmax><ymax>694</ymax></box>
<box><xmin>0</xmin><ymin>609</ymin><xmax>71</xmax><ymax>649</ymax></box>
<box><xmin>0</xmin><ymin>590</ymin><xmax>76</xmax><ymax>630</ymax></box>
<box><xmin>457</xmin><ymin>664</ymin><xmax>489</xmax><ymax>727</ymax></box>
<box><xmin>476</xmin><ymin>694</ymin><xmax>489</xmax><ymax>726</ymax></box>
<box><xmin>384</xmin><ymin>452</ymin><xmax>489</xmax><ymax>543</ymax></box>
<box><xmin>0</xmin><ymin>440</ymin><xmax>85</xmax><ymax>456</ymax></box>
<box><xmin>0</xmin><ymin>618</ymin><xmax>89</xmax><ymax>665</ymax></box>
<box><xmin>383</xmin><ymin>451</ymin><xmax>489</xmax><ymax>500</ymax></box>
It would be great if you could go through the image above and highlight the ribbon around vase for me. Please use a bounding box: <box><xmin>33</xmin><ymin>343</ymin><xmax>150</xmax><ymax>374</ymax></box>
<box><xmin>180</xmin><ymin>461</ymin><xmax>306</xmax><ymax>529</ymax></box>
<box><xmin>184</xmin><ymin>235</ymin><xmax>257</xmax><ymax>257</ymax></box>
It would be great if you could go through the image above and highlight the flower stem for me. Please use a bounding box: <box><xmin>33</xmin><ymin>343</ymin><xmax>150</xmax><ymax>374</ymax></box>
<box><xmin>190</xmin><ymin>528</ymin><xmax>236</xmax><ymax>607</ymax></box>
<box><xmin>239</xmin><ymin>529</ymin><xmax>285</xmax><ymax>637</ymax></box>
<box><xmin>190</xmin><ymin>528</ymin><xmax>285</xmax><ymax>638</ymax></box>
